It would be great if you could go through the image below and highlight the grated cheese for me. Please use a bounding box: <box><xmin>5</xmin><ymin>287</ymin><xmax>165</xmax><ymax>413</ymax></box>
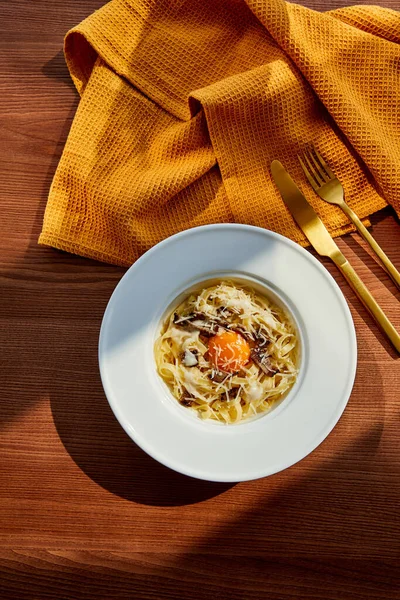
<box><xmin>155</xmin><ymin>281</ymin><xmax>298</xmax><ymax>423</ymax></box>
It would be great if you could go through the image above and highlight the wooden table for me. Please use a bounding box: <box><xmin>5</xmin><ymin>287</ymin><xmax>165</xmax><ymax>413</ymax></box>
<box><xmin>1</xmin><ymin>1</ymin><xmax>399</xmax><ymax>598</ymax></box>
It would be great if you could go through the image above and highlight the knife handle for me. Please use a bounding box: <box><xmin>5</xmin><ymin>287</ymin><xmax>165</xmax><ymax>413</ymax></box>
<box><xmin>337</xmin><ymin>259</ymin><xmax>400</xmax><ymax>353</ymax></box>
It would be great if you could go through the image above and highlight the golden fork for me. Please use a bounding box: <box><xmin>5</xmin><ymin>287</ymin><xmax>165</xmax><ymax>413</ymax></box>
<box><xmin>298</xmin><ymin>147</ymin><xmax>400</xmax><ymax>290</ymax></box>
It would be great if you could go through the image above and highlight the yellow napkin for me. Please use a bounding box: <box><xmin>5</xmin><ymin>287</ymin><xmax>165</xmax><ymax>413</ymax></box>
<box><xmin>39</xmin><ymin>0</ymin><xmax>400</xmax><ymax>266</ymax></box>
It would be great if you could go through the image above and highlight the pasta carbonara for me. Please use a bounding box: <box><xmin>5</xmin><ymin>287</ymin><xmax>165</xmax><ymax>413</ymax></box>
<box><xmin>155</xmin><ymin>281</ymin><xmax>298</xmax><ymax>424</ymax></box>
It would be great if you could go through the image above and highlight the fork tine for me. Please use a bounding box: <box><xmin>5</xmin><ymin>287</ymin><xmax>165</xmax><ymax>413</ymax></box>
<box><xmin>312</xmin><ymin>147</ymin><xmax>336</xmax><ymax>179</ymax></box>
<box><xmin>308</xmin><ymin>150</ymin><xmax>330</xmax><ymax>183</ymax></box>
<box><xmin>298</xmin><ymin>154</ymin><xmax>318</xmax><ymax>191</ymax></box>
<box><xmin>303</xmin><ymin>150</ymin><xmax>324</xmax><ymax>186</ymax></box>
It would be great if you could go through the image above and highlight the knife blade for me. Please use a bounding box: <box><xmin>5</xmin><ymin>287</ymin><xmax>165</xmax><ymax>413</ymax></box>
<box><xmin>270</xmin><ymin>159</ymin><xmax>400</xmax><ymax>353</ymax></box>
<box><xmin>270</xmin><ymin>160</ymin><xmax>346</xmax><ymax>265</ymax></box>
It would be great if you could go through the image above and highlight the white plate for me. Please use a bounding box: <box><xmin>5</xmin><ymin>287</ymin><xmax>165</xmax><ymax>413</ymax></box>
<box><xmin>99</xmin><ymin>224</ymin><xmax>357</xmax><ymax>482</ymax></box>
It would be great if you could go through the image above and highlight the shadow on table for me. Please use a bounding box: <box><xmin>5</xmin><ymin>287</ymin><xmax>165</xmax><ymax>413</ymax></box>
<box><xmin>42</xmin><ymin>50</ymin><xmax>77</xmax><ymax>91</ymax></box>
<box><xmin>0</xmin><ymin>51</ymin><xmax>81</xmax><ymax>428</ymax></box>
<box><xmin>2</xmin><ymin>421</ymin><xmax>400</xmax><ymax>599</ymax></box>
<box><xmin>50</xmin><ymin>369</ymin><xmax>235</xmax><ymax>506</ymax></box>
<box><xmin>1</xmin><ymin>44</ymin><xmax>234</xmax><ymax>505</ymax></box>
<box><xmin>48</xmin><ymin>320</ymin><xmax>385</xmax><ymax>508</ymax></box>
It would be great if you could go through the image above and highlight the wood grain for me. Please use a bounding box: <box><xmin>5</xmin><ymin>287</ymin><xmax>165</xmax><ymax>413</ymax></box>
<box><xmin>0</xmin><ymin>1</ymin><xmax>400</xmax><ymax>599</ymax></box>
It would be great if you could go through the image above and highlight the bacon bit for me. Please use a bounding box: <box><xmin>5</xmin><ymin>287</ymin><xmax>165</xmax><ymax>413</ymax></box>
<box><xmin>250</xmin><ymin>348</ymin><xmax>278</xmax><ymax>375</ymax></box>
<box><xmin>190</xmin><ymin>320</ymin><xmax>220</xmax><ymax>336</ymax></box>
<box><xmin>179</xmin><ymin>389</ymin><xmax>195</xmax><ymax>407</ymax></box>
<box><xmin>227</xmin><ymin>323</ymin><xmax>255</xmax><ymax>342</ymax></box>
<box><xmin>180</xmin><ymin>398</ymin><xmax>195</xmax><ymax>407</ymax></box>
<box><xmin>228</xmin><ymin>387</ymin><xmax>240</xmax><ymax>401</ymax></box>
<box><xmin>256</xmin><ymin>327</ymin><xmax>270</xmax><ymax>348</ymax></box>
<box><xmin>208</xmin><ymin>369</ymin><xmax>228</xmax><ymax>383</ymax></box>
<box><xmin>216</xmin><ymin>306</ymin><xmax>232</xmax><ymax>319</ymax></box>
<box><xmin>173</xmin><ymin>312</ymin><xmax>220</xmax><ymax>336</ymax></box>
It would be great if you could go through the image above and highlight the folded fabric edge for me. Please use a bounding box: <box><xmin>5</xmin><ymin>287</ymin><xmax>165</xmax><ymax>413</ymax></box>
<box><xmin>38</xmin><ymin>215</ymin><xmax>376</xmax><ymax>268</ymax></box>
<box><xmin>64</xmin><ymin>30</ymin><xmax>99</xmax><ymax>95</ymax></box>
<box><xmin>38</xmin><ymin>233</ymin><xmax>132</xmax><ymax>267</ymax></box>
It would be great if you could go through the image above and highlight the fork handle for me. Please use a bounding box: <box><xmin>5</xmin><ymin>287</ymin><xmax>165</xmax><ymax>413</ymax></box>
<box><xmin>336</xmin><ymin>258</ymin><xmax>400</xmax><ymax>353</ymax></box>
<box><xmin>341</xmin><ymin>203</ymin><xmax>400</xmax><ymax>290</ymax></box>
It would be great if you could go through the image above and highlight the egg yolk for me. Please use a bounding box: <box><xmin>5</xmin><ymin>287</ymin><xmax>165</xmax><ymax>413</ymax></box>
<box><xmin>208</xmin><ymin>330</ymin><xmax>251</xmax><ymax>373</ymax></box>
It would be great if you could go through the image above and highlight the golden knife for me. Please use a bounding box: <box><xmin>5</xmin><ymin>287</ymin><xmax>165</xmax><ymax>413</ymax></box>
<box><xmin>271</xmin><ymin>159</ymin><xmax>400</xmax><ymax>353</ymax></box>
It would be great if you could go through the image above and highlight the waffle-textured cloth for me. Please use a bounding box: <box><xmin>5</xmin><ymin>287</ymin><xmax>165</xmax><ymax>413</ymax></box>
<box><xmin>39</xmin><ymin>0</ymin><xmax>400</xmax><ymax>266</ymax></box>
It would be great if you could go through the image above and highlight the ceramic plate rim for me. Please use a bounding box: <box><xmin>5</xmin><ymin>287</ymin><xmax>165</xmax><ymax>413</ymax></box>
<box><xmin>98</xmin><ymin>224</ymin><xmax>357</xmax><ymax>482</ymax></box>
